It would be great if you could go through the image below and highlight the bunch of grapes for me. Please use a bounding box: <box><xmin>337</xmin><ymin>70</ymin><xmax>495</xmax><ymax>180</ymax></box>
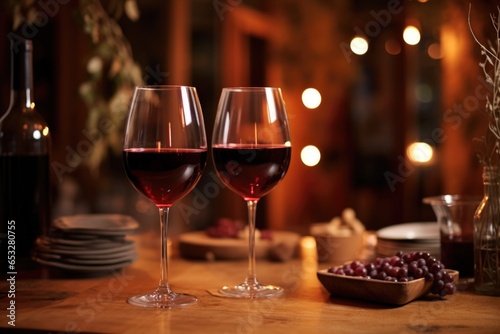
<box><xmin>206</xmin><ymin>218</ymin><xmax>272</xmax><ymax>240</ymax></box>
<box><xmin>206</xmin><ymin>219</ymin><xmax>244</xmax><ymax>238</ymax></box>
<box><xmin>327</xmin><ymin>251</ymin><xmax>456</xmax><ymax>297</ymax></box>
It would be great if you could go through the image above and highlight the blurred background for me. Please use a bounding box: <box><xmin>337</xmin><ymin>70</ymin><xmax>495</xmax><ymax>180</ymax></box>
<box><xmin>1</xmin><ymin>0</ymin><xmax>498</xmax><ymax>235</ymax></box>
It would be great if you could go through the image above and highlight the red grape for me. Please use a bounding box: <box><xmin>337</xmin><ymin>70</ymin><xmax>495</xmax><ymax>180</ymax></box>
<box><xmin>354</xmin><ymin>266</ymin><xmax>367</xmax><ymax>277</ymax></box>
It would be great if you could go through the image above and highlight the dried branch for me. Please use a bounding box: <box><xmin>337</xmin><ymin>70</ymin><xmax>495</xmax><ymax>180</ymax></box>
<box><xmin>470</xmin><ymin>5</ymin><xmax>500</xmax><ymax>167</ymax></box>
<box><xmin>468</xmin><ymin>4</ymin><xmax>500</xmax><ymax>62</ymax></box>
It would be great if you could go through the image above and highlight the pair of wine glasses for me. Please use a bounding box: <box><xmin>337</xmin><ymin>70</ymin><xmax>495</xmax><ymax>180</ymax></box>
<box><xmin>122</xmin><ymin>85</ymin><xmax>292</xmax><ymax>308</ymax></box>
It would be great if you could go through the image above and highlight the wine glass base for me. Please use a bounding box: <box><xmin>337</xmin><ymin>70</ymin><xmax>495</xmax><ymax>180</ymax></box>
<box><xmin>219</xmin><ymin>283</ymin><xmax>284</xmax><ymax>299</ymax></box>
<box><xmin>127</xmin><ymin>291</ymin><xmax>197</xmax><ymax>308</ymax></box>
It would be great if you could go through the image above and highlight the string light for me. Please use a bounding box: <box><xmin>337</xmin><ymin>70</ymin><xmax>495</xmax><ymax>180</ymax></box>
<box><xmin>350</xmin><ymin>36</ymin><xmax>369</xmax><ymax>55</ymax></box>
<box><xmin>301</xmin><ymin>145</ymin><xmax>321</xmax><ymax>167</ymax></box>
<box><xmin>403</xmin><ymin>26</ymin><xmax>421</xmax><ymax>45</ymax></box>
<box><xmin>302</xmin><ymin>88</ymin><xmax>322</xmax><ymax>109</ymax></box>
<box><xmin>407</xmin><ymin>142</ymin><xmax>433</xmax><ymax>164</ymax></box>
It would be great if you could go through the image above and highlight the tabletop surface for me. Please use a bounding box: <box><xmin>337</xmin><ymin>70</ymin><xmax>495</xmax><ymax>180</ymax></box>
<box><xmin>1</xmin><ymin>231</ymin><xmax>499</xmax><ymax>334</ymax></box>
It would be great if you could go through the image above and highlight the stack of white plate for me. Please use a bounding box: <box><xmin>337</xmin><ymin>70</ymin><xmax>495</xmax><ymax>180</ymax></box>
<box><xmin>33</xmin><ymin>214</ymin><xmax>139</xmax><ymax>273</ymax></box>
<box><xmin>376</xmin><ymin>222</ymin><xmax>441</xmax><ymax>259</ymax></box>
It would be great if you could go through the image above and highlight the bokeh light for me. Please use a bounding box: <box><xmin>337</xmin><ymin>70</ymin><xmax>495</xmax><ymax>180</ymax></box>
<box><xmin>385</xmin><ymin>39</ymin><xmax>401</xmax><ymax>55</ymax></box>
<box><xmin>403</xmin><ymin>26</ymin><xmax>421</xmax><ymax>45</ymax></box>
<box><xmin>302</xmin><ymin>88</ymin><xmax>322</xmax><ymax>109</ymax></box>
<box><xmin>428</xmin><ymin>42</ymin><xmax>443</xmax><ymax>59</ymax></box>
<box><xmin>350</xmin><ymin>36</ymin><xmax>369</xmax><ymax>55</ymax></box>
<box><xmin>406</xmin><ymin>142</ymin><xmax>433</xmax><ymax>164</ymax></box>
<box><xmin>301</xmin><ymin>145</ymin><xmax>321</xmax><ymax>167</ymax></box>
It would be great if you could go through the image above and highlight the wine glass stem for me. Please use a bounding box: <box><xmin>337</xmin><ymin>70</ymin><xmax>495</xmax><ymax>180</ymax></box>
<box><xmin>245</xmin><ymin>200</ymin><xmax>259</xmax><ymax>286</ymax></box>
<box><xmin>158</xmin><ymin>207</ymin><xmax>173</xmax><ymax>294</ymax></box>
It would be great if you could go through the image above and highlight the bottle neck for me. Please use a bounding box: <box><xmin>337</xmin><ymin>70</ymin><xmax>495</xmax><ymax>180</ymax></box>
<box><xmin>1</xmin><ymin>38</ymin><xmax>49</xmax><ymax>156</ymax></box>
<box><xmin>10</xmin><ymin>38</ymin><xmax>34</xmax><ymax>111</ymax></box>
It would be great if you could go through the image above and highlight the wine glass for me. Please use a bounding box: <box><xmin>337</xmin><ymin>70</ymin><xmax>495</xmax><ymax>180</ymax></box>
<box><xmin>212</xmin><ymin>87</ymin><xmax>292</xmax><ymax>298</ymax></box>
<box><xmin>122</xmin><ymin>85</ymin><xmax>207</xmax><ymax>308</ymax></box>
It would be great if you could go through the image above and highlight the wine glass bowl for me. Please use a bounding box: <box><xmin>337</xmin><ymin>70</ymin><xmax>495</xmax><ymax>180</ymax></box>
<box><xmin>212</xmin><ymin>87</ymin><xmax>292</xmax><ymax>298</ymax></box>
<box><xmin>123</xmin><ymin>85</ymin><xmax>207</xmax><ymax>308</ymax></box>
<box><xmin>212</xmin><ymin>145</ymin><xmax>291</xmax><ymax>201</ymax></box>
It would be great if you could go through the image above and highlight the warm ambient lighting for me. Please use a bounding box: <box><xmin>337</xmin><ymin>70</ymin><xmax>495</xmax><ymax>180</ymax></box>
<box><xmin>406</xmin><ymin>142</ymin><xmax>433</xmax><ymax>164</ymax></box>
<box><xmin>301</xmin><ymin>145</ymin><xmax>321</xmax><ymax>167</ymax></box>
<box><xmin>428</xmin><ymin>42</ymin><xmax>443</xmax><ymax>59</ymax></box>
<box><xmin>403</xmin><ymin>26</ymin><xmax>421</xmax><ymax>45</ymax></box>
<box><xmin>385</xmin><ymin>39</ymin><xmax>401</xmax><ymax>55</ymax></box>
<box><xmin>302</xmin><ymin>88</ymin><xmax>322</xmax><ymax>109</ymax></box>
<box><xmin>33</xmin><ymin>130</ymin><xmax>41</xmax><ymax>140</ymax></box>
<box><xmin>300</xmin><ymin>236</ymin><xmax>317</xmax><ymax>258</ymax></box>
<box><xmin>301</xmin><ymin>236</ymin><xmax>316</xmax><ymax>250</ymax></box>
<box><xmin>350</xmin><ymin>36</ymin><xmax>369</xmax><ymax>55</ymax></box>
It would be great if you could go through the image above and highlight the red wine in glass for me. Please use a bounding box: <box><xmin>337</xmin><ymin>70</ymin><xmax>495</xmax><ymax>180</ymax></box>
<box><xmin>211</xmin><ymin>87</ymin><xmax>292</xmax><ymax>298</ymax></box>
<box><xmin>212</xmin><ymin>145</ymin><xmax>291</xmax><ymax>201</ymax></box>
<box><xmin>123</xmin><ymin>85</ymin><xmax>207</xmax><ymax>308</ymax></box>
<box><xmin>123</xmin><ymin>148</ymin><xmax>207</xmax><ymax>207</ymax></box>
<box><xmin>440</xmin><ymin>237</ymin><xmax>474</xmax><ymax>278</ymax></box>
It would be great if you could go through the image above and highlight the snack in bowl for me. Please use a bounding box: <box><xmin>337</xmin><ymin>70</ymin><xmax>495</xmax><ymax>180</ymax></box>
<box><xmin>317</xmin><ymin>251</ymin><xmax>459</xmax><ymax>305</ymax></box>
<box><xmin>310</xmin><ymin>208</ymin><xmax>365</xmax><ymax>264</ymax></box>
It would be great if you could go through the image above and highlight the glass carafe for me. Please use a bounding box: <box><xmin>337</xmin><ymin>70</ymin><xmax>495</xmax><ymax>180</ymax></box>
<box><xmin>473</xmin><ymin>166</ymin><xmax>500</xmax><ymax>296</ymax></box>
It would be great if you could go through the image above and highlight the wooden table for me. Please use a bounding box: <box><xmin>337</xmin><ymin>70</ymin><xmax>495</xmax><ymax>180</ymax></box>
<box><xmin>1</xmin><ymin>232</ymin><xmax>499</xmax><ymax>334</ymax></box>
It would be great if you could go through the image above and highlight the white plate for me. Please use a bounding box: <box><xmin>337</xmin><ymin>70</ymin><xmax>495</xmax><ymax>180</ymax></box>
<box><xmin>43</xmin><ymin>236</ymin><xmax>119</xmax><ymax>246</ymax></box>
<box><xmin>39</xmin><ymin>238</ymin><xmax>133</xmax><ymax>251</ymax></box>
<box><xmin>53</xmin><ymin>229</ymin><xmax>135</xmax><ymax>237</ymax></box>
<box><xmin>68</xmin><ymin>248</ymin><xmax>138</xmax><ymax>260</ymax></box>
<box><xmin>35</xmin><ymin>239</ymin><xmax>136</xmax><ymax>256</ymax></box>
<box><xmin>376</xmin><ymin>239</ymin><xmax>440</xmax><ymax>252</ymax></box>
<box><xmin>377</xmin><ymin>222</ymin><xmax>439</xmax><ymax>242</ymax></box>
<box><xmin>33</xmin><ymin>257</ymin><xmax>134</xmax><ymax>273</ymax></box>
<box><xmin>52</xmin><ymin>214</ymin><xmax>139</xmax><ymax>233</ymax></box>
<box><xmin>62</xmin><ymin>253</ymin><xmax>137</xmax><ymax>265</ymax></box>
<box><xmin>35</xmin><ymin>248</ymin><xmax>137</xmax><ymax>261</ymax></box>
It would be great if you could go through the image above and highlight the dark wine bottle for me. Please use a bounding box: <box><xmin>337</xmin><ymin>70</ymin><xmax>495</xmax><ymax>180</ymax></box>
<box><xmin>0</xmin><ymin>38</ymin><xmax>51</xmax><ymax>271</ymax></box>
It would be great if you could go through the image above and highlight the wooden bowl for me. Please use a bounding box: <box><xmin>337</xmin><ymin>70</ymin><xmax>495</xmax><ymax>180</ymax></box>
<box><xmin>317</xmin><ymin>269</ymin><xmax>459</xmax><ymax>305</ymax></box>
<box><xmin>314</xmin><ymin>233</ymin><xmax>363</xmax><ymax>264</ymax></box>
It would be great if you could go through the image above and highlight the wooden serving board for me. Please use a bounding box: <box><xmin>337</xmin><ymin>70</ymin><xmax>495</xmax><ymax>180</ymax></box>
<box><xmin>177</xmin><ymin>231</ymin><xmax>300</xmax><ymax>260</ymax></box>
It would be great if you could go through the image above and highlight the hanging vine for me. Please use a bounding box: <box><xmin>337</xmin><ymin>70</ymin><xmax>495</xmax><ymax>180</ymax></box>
<box><xmin>8</xmin><ymin>0</ymin><xmax>143</xmax><ymax>173</ymax></box>
<box><xmin>78</xmin><ymin>0</ymin><xmax>143</xmax><ymax>172</ymax></box>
